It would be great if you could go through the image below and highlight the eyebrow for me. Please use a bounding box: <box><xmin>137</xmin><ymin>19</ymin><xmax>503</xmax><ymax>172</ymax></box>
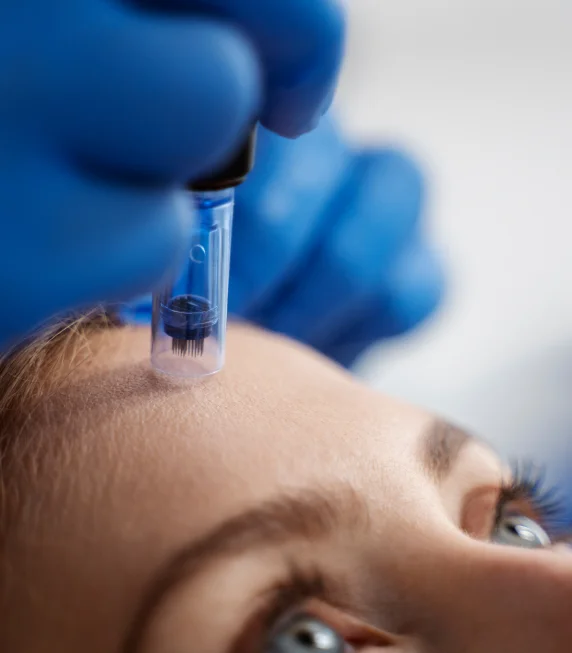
<box><xmin>421</xmin><ymin>419</ymin><xmax>475</xmax><ymax>482</ymax></box>
<box><xmin>122</xmin><ymin>487</ymin><xmax>368</xmax><ymax>653</ymax></box>
<box><xmin>122</xmin><ymin>419</ymin><xmax>474</xmax><ymax>652</ymax></box>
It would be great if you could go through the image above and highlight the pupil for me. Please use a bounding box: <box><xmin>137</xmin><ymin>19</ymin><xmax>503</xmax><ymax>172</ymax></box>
<box><xmin>296</xmin><ymin>630</ymin><xmax>314</xmax><ymax>647</ymax></box>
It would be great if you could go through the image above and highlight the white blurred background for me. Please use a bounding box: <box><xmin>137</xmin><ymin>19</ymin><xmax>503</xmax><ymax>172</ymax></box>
<box><xmin>337</xmin><ymin>0</ymin><xmax>572</xmax><ymax>467</ymax></box>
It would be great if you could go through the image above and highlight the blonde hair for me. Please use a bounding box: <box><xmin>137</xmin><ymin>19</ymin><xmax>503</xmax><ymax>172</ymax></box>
<box><xmin>0</xmin><ymin>310</ymin><xmax>117</xmax><ymax>602</ymax></box>
<box><xmin>0</xmin><ymin>309</ymin><xmax>121</xmax><ymax>529</ymax></box>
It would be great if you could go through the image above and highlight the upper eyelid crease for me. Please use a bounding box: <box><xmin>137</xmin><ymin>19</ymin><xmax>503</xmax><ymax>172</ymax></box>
<box><xmin>122</xmin><ymin>485</ymin><xmax>369</xmax><ymax>653</ymax></box>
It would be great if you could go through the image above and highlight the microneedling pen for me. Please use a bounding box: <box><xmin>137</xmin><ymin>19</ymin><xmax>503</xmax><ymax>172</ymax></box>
<box><xmin>151</xmin><ymin>130</ymin><xmax>256</xmax><ymax>378</ymax></box>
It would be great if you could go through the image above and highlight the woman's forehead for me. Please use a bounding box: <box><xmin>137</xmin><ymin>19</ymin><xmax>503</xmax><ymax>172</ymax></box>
<box><xmin>26</xmin><ymin>320</ymin><xmax>498</xmax><ymax>583</ymax></box>
<box><xmin>29</xmin><ymin>324</ymin><xmax>442</xmax><ymax>543</ymax></box>
<box><xmin>42</xmin><ymin>322</ymin><xmax>432</xmax><ymax>474</ymax></box>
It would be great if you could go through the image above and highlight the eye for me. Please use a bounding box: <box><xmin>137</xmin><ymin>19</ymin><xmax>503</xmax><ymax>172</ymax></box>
<box><xmin>268</xmin><ymin>614</ymin><xmax>351</xmax><ymax>653</ymax></box>
<box><xmin>491</xmin><ymin>461</ymin><xmax>572</xmax><ymax>549</ymax></box>
<box><xmin>492</xmin><ymin>513</ymin><xmax>551</xmax><ymax>549</ymax></box>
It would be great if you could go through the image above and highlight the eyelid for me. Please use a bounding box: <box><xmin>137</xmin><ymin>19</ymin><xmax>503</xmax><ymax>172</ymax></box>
<box><xmin>461</xmin><ymin>472</ymin><xmax>572</xmax><ymax>546</ymax></box>
<box><xmin>304</xmin><ymin>602</ymin><xmax>396</xmax><ymax>648</ymax></box>
<box><xmin>264</xmin><ymin>601</ymin><xmax>395</xmax><ymax>650</ymax></box>
<box><xmin>461</xmin><ymin>482</ymin><xmax>549</xmax><ymax>542</ymax></box>
<box><xmin>462</xmin><ymin>485</ymin><xmax>500</xmax><ymax>540</ymax></box>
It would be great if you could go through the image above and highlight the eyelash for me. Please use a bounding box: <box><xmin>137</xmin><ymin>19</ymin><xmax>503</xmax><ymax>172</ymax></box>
<box><xmin>260</xmin><ymin>563</ymin><xmax>328</xmax><ymax>634</ymax></box>
<box><xmin>231</xmin><ymin>564</ymin><xmax>329</xmax><ymax>653</ymax></box>
<box><xmin>496</xmin><ymin>459</ymin><xmax>572</xmax><ymax>541</ymax></box>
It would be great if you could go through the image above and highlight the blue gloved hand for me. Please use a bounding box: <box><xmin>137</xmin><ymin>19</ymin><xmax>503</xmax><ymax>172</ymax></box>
<box><xmin>0</xmin><ymin>0</ymin><xmax>345</xmax><ymax>351</ymax></box>
<box><xmin>124</xmin><ymin>117</ymin><xmax>444</xmax><ymax>368</ymax></box>
<box><xmin>230</xmin><ymin>117</ymin><xmax>444</xmax><ymax>366</ymax></box>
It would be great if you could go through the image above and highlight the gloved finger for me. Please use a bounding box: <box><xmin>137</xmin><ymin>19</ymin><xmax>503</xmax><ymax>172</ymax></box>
<box><xmin>229</xmin><ymin>118</ymin><xmax>348</xmax><ymax>315</ymax></box>
<box><xmin>383</xmin><ymin>239</ymin><xmax>445</xmax><ymax>334</ymax></box>
<box><xmin>142</xmin><ymin>0</ymin><xmax>346</xmax><ymax>137</ymax></box>
<box><xmin>320</xmin><ymin>241</ymin><xmax>445</xmax><ymax>368</ymax></box>
<box><xmin>0</xmin><ymin>156</ymin><xmax>191</xmax><ymax>348</ymax></box>
<box><xmin>49</xmin><ymin>3</ymin><xmax>260</xmax><ymax>183</ymax></box>
<box><xmin>251</xmin><ymin>149</ymin><xmax>424</xmax><ymax>344</ymax></box>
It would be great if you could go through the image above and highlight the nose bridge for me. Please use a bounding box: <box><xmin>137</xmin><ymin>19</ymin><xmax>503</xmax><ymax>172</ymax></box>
<box><xmin>417</xmin><ymin>538</ymin><xmax>572</xmax><ymax>653</ymax></box>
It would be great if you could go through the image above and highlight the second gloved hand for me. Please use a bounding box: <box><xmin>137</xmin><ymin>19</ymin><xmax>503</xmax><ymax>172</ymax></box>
<box><xmin>230</xmin><ymin>117</ymin><xmax>445</xmax><ymax>367</ymax></box>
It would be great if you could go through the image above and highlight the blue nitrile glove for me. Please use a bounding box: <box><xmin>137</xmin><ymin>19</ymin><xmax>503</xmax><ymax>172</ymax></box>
<box><xmin>124</xmin><ymin>117</ymin><xmax>444</xmax><ymax>368</ymax></box>
<box><xmin>0</xmin><ymin>0</ymin><xmax>345</xmax><ymax>352</ymax></box>
<box><xmin>231</xmin><ymin>117</ymin><xmax>444</xmax><ymax>367</ymax></box>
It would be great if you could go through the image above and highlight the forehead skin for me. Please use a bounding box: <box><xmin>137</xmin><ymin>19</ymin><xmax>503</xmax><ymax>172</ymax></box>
<box><xmin>1</xmin><ymin>324</ymin><xmax>491</xmax><ymax>652</ymax></box>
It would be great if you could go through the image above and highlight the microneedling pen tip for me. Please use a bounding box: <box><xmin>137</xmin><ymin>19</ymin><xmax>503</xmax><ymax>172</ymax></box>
<box><xmin>171</xmin><ymin>333</ymin><xmax>206</xmax><ymax>358</ymax></box>
<box><xmin>163</xmin><ymin>295</ymin><xmax>217</xmax><ymax>359</ymax></box>
<box><xmin>151</xmin><ymin>128</ymin><xmax>255</xmax><ymax>378</ymax></box>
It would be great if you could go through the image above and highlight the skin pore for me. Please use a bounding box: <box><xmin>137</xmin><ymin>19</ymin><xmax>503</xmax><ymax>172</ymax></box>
<box><xmin>0</xmin><ymin>322</ymin><xmax>571</xmax><ymax>653</ymax></box>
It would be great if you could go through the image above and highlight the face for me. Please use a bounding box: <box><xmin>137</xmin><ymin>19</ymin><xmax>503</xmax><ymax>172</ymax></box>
<box><xmin>1</xmin><ymin>324</ymin><xmax>571</xmax><ymax>653</ymax></box>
